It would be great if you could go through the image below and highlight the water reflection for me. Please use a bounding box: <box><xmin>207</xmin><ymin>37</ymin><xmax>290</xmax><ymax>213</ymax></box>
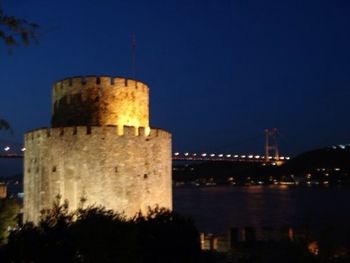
<box><xmin>173</xmin><ymin>185</ymin><xmax>350</xmax><ymax>235</ymax></box>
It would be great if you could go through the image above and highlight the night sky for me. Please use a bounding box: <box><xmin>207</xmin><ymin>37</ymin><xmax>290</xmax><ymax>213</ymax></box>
<box><xmin>1</xmin><ymin>0</ymin><xmax>350</xmax><ymax>156</ymax></box>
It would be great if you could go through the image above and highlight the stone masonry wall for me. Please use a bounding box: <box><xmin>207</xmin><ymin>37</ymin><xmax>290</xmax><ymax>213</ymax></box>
<box><xmin>52</xmin><ymin>76</ymin><xmax>149</xmax><ymax>128</ymax></box>
<box><xmin>24</xmin><ymin>126</ymin><xmax>172</xmax><ymax>224</ymax></box>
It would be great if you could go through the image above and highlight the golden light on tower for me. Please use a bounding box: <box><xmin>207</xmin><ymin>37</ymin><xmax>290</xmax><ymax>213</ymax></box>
<box><xmin>24</xmin><ymin>76</ymin><xmax>172</xmax><ymax>224</ymax></box>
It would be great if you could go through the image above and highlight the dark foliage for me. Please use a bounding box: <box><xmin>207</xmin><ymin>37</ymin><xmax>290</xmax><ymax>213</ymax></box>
<box><xmin>0</xmin><ymin>5</ymin><xmax>39</xmax><ymax>51</ymax></box>
<box><xmin>134</xmin><ymin>207</ymin><xmax>200</xmax><ymax>263</ymax></box>
<box><xmin>0</xmin><ymin>119</ymin><xmax>12</xmax><ymax>133</ymax></box>
<box><xmin>0</xmin><ymin>198</ymin><xmax>20</xmax><ymax>244</ymax></box>
<box><xmin>0</xmin><ymin>201</ymin><xmax>200</xmax><ymax>263</ymax></box>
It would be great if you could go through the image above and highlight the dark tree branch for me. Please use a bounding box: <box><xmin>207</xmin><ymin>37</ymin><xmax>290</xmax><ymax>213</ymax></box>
<box><xmin>0</xmin><ymin>119</ymin><xmax>13</xmax><ymax>134</ymax></box>
<box><xmin>0</xmin><ymin>6</ymin><xmax>39</xmax><ymax>50</ymax></box>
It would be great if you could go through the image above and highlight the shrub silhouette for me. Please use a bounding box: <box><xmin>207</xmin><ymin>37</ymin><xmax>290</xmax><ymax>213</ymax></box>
<box><xmin>0</xmin><ymin>198</ymin><xmax>20</xmax><ymax>245</ymax></box>
<box><xmin>1</xmin><ymin>200</ymin><xmax>200</xmax><ymax>263</ymax></box>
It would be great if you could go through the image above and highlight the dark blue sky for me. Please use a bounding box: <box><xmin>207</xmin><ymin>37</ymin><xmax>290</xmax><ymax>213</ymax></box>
<box><xmin>1</xmin><ymin>0</ymin><xmax>350</xmax><ymax>156</ymax></box>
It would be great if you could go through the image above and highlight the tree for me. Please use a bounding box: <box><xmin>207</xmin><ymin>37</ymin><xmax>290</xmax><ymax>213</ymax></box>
<box><xmin>134</xmin><ymin>207</ymin><xmax>201</xmax><ymax>263</ymax></box>
<box><xmin>0</xmin><ymin>198</ymin><xmax>20</xmax><ymax>245</ymax></box>
<box><xmin>0</xmin><ymin>119</ymin><xmax>12</xmax><ymax>133</ymax></box>
<box><xmin>0</xmin><ymin>5</ymin><xmax>39</xmax><ymax>50</ymax></box>
<box><xmin>0</xmin><ymin>5</ymin><xmax>39</xmax><ymax>132</ymax></box>
<box><xmin>2</xmin><ymin>202</ymin><xmax>201</xmax><ymax>263</ymax></box>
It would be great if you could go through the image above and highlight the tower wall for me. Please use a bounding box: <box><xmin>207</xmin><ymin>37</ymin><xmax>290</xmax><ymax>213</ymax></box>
<box><xmin>52</xmin><ymin>76</ymin><xmax>149</xmax><ymax>128</ymax></box>
<box><xmin>24</xmin><ymin>126</ymin><xmax>172</xmax><ymax>224</ymax></box>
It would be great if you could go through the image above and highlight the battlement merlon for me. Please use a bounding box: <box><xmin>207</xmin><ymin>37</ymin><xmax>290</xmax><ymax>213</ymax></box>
<box><xmin>52</xmin><ymin>76</ymin><xmax>148</xmax><ymax>94</ymax></box>
<box><xmin>24</xmin><ymin>73</ymin><xmax>172</xmax><ymax>224</ymax></box>
<box><xmin>52</xmin><ymin>76</ymin><xmax>149</xmax><ymax>111</ymax></box>
<box><xmin>51</xmin><ymin>75</ymin><xmax>149</xmax><ymax>128</ymax></box>
<box><xmin>24</xmin><ymin>126</ymin><xmax>171</xmax><ymax>141</ymax></box>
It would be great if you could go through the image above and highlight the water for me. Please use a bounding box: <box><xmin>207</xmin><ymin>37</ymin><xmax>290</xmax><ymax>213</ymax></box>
<box><xmin>0</xmin><ymin>159</ymin><xmax>22</xmax><ymax>177</ymax></box>
<box><xmin>173</xmin><ymin>185</ymin><xmax>350</xmax><ymax>235</ymax></box>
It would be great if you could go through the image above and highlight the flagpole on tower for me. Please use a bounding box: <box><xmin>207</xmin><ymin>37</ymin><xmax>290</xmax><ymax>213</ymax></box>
<box><xmin>131</xmin><ymin>33</ymin><xmax>136</xmax><ymax>80</ymax></box>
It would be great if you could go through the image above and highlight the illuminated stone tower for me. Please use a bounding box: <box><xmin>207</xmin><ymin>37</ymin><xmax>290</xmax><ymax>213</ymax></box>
<box><xmin>24</xmin><ymin>76</ymin><xmax>172</xmax><ymax>224</ymax></box>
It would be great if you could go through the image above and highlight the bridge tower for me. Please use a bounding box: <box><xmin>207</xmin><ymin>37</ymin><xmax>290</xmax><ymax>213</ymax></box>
<box><xmin>264</xmin><ymin>128</ymin><xmax>279</xmax><ymax>163</ymax></box>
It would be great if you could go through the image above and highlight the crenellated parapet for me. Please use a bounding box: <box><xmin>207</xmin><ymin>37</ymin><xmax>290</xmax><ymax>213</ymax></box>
<box><xmin>53</xmin><ymin>76</ymin><xmax>148</xmax><ymax>95</ymax></box>
<box><xmin>52</xmin><ymin>76</ymin><xmax>149</xmax><ymax>128</ymax></box>
<box><xmin>25</xmin><ymin>126</ymin><xmax>170</xmax><ymax>140</ymax></box>
<box><xmin>24</xmin><ymin>125</ymin><xmax>172</xmax><ymax>223</ymax></box>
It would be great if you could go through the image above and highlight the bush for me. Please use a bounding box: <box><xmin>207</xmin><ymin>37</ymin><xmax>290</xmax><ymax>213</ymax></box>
<box><xmin>0</xmin><ymin>198</ymin><xmax>20</xmax><ymax>245</ymax></box>
<box><xmin>1</xmin><ymin>201</ymin><xmax>200</xmax><ymax>263</ymax></box>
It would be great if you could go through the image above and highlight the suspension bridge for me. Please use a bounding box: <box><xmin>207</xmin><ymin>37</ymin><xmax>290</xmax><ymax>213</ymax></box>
<box><xmin>0</xmin><ymin>129</ymin><xmax>290</xmax><ymax>164</ymax></box>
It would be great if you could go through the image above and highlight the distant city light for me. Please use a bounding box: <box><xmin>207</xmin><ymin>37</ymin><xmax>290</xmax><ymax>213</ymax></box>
<box><xmin>1</xmin><ymin>144</ymin><xmax>295</xmax><ymax>162</ymax></box>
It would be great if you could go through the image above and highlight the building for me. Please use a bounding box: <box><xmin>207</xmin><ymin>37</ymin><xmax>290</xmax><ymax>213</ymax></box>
<box><xmin>24</xmin><ymin>76</ymin><xmax>172</xmax><ymax>223</ymax></box>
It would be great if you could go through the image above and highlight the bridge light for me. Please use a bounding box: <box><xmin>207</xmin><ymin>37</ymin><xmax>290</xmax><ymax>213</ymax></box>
<box><xmin>201</xmin><ymin>153</ymin><xmax>207</xmax><ymax>157</ymax></box>
<box><xmin>174</xmin><ymin>152</ymin><xmax>179</xmax><ymax>156</ymax></box>
<box><xmin>254</xmin><ymin>155</ymin><xmax>260</xmax><ymax>159</ymax></box>
<box><xmin>210</xmin><ymin>154</ymin><xmax>215</xmax><ymax>157</ymax></box>
<box><xmin>184</xmin><ymin>152</ymin><xmax>189</xmax><ymax>156</ymax></box>
<box><xmin>192</xmin><ymin>153</ymin><xmax>197</xmax><ymax>157</ymax></box>
<box><xmin>4</xmin><ymin>146</ymin><xmax>10</xmax><ymax>151</ymax></box>
<box><xmin>218</xmin><ymin>154</ymin><xmax>223</xmax><ymax>157</ymax></box>
<box><xmin>285</xmin><ymin>156</ymin><xmax>290</xmax><ymax>160</ymax></box>
<box><xmin>226</xmin><ymin>154</ymin><xmax>231</xmax><ymax>157</ymax></box>
<box><xmin>241</xmin><ymin>155</ymin><xmax>246</xmax><ymax>158</ymax></box>
<box><xmin>280</xmin><ymin>156</ymin><xmax>285</xmax><ymax>160</ymax></box>
<box><xmin>248</xmin><ymin>155</ymin><xmax>253</xmax><ymax>158</ymax></box>
<box><xmin>21</xmin><ymin>147</ymin><xmax>26</xmax><ymax>152</ymax></box>
<box><xmin>268</xmin><ymin>156</ymin><xmax>273</xmax><ymax>159</ymax></box>
<box><xmin>234</xmin><ymin>155</ymin><xmax>239</xmax><ymax>158</ymax></box>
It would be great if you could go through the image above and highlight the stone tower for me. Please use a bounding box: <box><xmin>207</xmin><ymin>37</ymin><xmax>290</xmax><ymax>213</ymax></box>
<box><xmin>24</xmin><ymin>76</ymin><xmax>172</xmax><ymax>224</ymax></box>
